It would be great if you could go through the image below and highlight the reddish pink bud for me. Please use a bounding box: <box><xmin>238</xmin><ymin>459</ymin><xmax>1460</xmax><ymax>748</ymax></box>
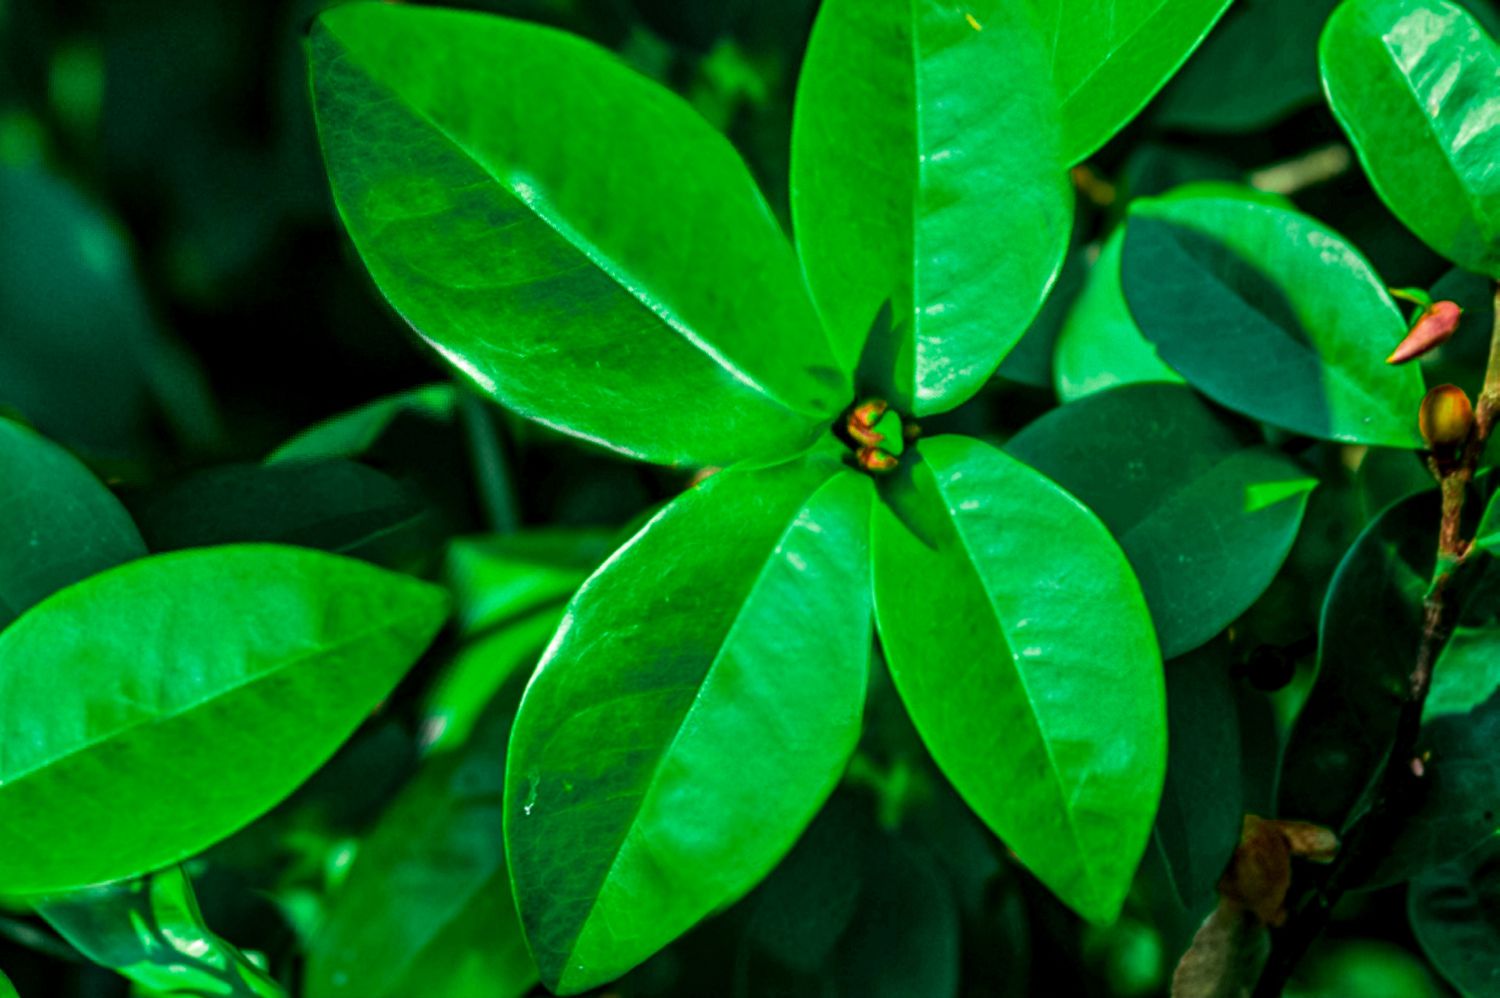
<box><xmin>1387</xmin><ymin>300</ymin><xmax>1462</xmax><ymax>364</ymax></box>
<box><xmin>857</xmin><ymin>446</ymin><xmax>899</xmax><ymax>474</ymax></box>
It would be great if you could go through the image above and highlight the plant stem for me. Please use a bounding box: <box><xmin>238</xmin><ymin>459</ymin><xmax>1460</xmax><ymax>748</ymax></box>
<box><xmin>1252</xmin><ymin>280</ymin><xmax>1500</xmax><ymax>996</ymax></box>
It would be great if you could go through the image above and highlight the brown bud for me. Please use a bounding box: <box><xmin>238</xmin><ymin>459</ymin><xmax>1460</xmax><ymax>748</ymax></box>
<box><xmin>1387</xmin><ymin>300</ymin><xmax>1462</xmax><ymax>364</ymax></box>
<box><xmin>857</xmin><ymin>446</ymin><xmax>899</xmax><ymax>474</ymax></box>
<box><xmin>1419</xmin><ymin>384</ymin><xmax>1475</xmax><ymax>450</ymax></box>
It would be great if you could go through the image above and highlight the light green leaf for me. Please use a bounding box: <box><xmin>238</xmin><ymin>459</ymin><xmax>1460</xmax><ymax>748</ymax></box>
<box><xmin>1320</xmin><ymin>0</ymin><xmax>1500</xmax><ymax>277</ymax></box>
<box><xmin>0</xmin><ymin>417</ymin><xmax>145</xmax><ymax>629</ymax></box>
<box><xmin>1029</xmin><ymin>0</ymin><xmax>1235</xmax><ymax>163</ymax></box>
<box><xmin>1007</xmin><ymin>383</ymin><xmax>1316</xmax><ymax>657</ymax></box>
<box><xmin>0</xmin><ymin>967</ymin><xmax>12</xmax><ymax>998</ymax></box>
<box><xmin>310</xmin><ymin>4</ymin><xmax>844</xmax><ymax>467</ymax></box>
<box><xmin>306</xmin><ymin>692</ymin><xmax>535</xmax><ymax>998</ymax></box>
<box><xmin>267</xmin><ymin>384</ymin><xmax>459</xmax><ymax>464</ymax></box>
<box><xmin>34</xmin><ymin>866</ymin><xmax>283</xmax><ymax>998</ymax></box>
<box><xmin>790</xmin><ymin>0</ymin><xmax>1072</xmax><ymax>415</ymax></box>
<box><xmin>871</xmin><ymin>436</ymin><xmax>1164</xmax><ymax>922</ymax></box>
<box><xmin>1122</xmin><ymin>195</ymin><xmax>1424</xmax><ymax>446</ymax></box>
<box><xmin>1410</xmin><ymin>836</ymin><xmax>1500</xmax><ymax>997</ymax></box>
<box><xmin>505</xmin><ymin>454</ymin><xmax>873</xmax><ymax>993</ymax></box>
<box><xmin>0</xmin><ymin>545</ymin><xmax>448</xmax><ymax>893</ymax></box>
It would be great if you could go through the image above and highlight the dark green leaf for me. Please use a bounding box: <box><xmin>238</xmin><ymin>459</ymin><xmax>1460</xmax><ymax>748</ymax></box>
<box><xmin>505</xmin><ymin>452</ymin><xmax>873</xmax><ymax>992</ymax></box>
<box><xmin>1152</xmin><ymin>643</ymin><xmax>1244</xmax><ymax>910</ymax></box>
<box><xmin>131</xmin><ymin>460</ymin><xmax>440</xmax><ymax>573</ymax></box>
<box><xmin>0</xmin><ymin>545</ymin><xmax>448</xmax><ymax>893</ymax></box>
<box><xmin>266</xmin><ymin>384</ymin><xmax>459</xmax><ymax>464</ymax></box>
<box><xmin>306</xmin><ymin>692</ymin><xmax>535</xmax><ymax>998</ymax></box>
<box><xmin>1409</xmin><ymin>836</ymin><xmax>1500</xmax><ymax>997</ymax></box>
<box><xmin>0</xmin><ymin>417</ymin><xmax>145</xmax><ymax>629</ymax></box>
<box><xmin>1028</xmin><ymin>0</ymin><xmax>1234</xmax><ymax>163</ymax></box>
<box><xmin>1122</xmin><ymin>195</ymin><xmax>1424</xmax><ymax>446</ymax></box>
<box><xmin>1008</xmin><ymin>383</ymin><xmax>1316</xmax><ymax>657</ymax></box>
<box><xmin>790</xmin><ymin>0</ymin><xmax>1071</xmax><ymax>414</ymax></box>
<box><xmin>871</xmin><ymin>435</ymin><xmax>1164</xmax><ymax>923</ymax></box>
<box><xmin>1154</xmin><ymin>0</ymin><xmax>1340</xmax><ymax>133</ymax></box>
<box><xmin>310</xmin><ymin>4</ymin><xmax>844</xmax><ymax>467</ymax></box>
<box><xmin>34</xmin><ymin>866</ymin><xmax>283</xmax><ymax>998</ymax></box>
<box><xmin>1320</xmin><ymin>0</ymin><xmax>1500</xmax><ymax>277</ymax></box>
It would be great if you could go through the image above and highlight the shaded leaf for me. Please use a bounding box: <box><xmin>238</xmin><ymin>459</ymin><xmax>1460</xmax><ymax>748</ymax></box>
<box><xmin>1320</xmin><ymin>0</ymin><xmax>1500</xmax><ymax>277</ymax></box>
<box><xmin>444</xmin><ymin>529</ymin><xmax>613</xmax><ymax>638</ymax></box>
<box><xmin>0</xmin><ymin>545</ymin><xmax>448</xmax><ymax>893</ymax></box>
<box><xmin>871</xmin><ymin>435</ymin><xmax>1164</xmax><ymax>922</ymax></box>
<box><xmin>311</xmin><ymin>4</ymin><xmax>843</xmax><ymax>466</ymax></box>
<box><xmin>1008</xmin><ymin>383</ymin><xmax>1316</xmax><ymax>657</ymax></box>
<box><xmin>266</xmin><ymin>384</ymin><xmax>459</xmax><ymax>464</ymax></box>
<box><xmin>505</xmin><ymin>453</ymin><xmax>873</xmax><ymax>992</ymax></box>
<box><xmin>0</xmin><ymin>417</ymin><xmax>145</xmax><ymax>630</ymax></box>
<box><xmin>790</xmin><ymin>0</ymin><xmax>1071</xmax><ymax>414</ymax></box>
<box><xmin>1409</xmin><ymin>836</ymin><xmax>1500</xmax><ymax>997</ymax></box>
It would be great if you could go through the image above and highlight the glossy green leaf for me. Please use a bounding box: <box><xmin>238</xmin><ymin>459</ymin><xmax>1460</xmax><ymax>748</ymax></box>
<box><xmin>871</xmin><ymin>435</ymin><xmax>1164</xmax><ymax>922</ymax></box>
<box><xmin>310</xmin><ymin>4</ymin><xmax>843</xmax><ymax>467</ymax></box>
<box><xmin>131</xmin><ymin>460</ymin><xmax>440</xmax><ymax>573</ymax></box>
<box><xmin>1151</xmin><ymin>643</ymin><xmax>1244</xmax><ymax>910</ymax></box>
<box><xmin>0</xmin><ymin>163</ymin><xmax>218</xmax><ymax>457</ymax></box>
<box><xmin>1053</xmin><ymin>229</ymin><xmax>1184</xmax><ymax>403</ymax></box>
<box><xmin>34</xmin><ymin>866</ymin><xmax>282</xmax><ymax>998</ymax></box>
<box><xmin>0</xmin><ymin>417</ymin><xmax>145</xmax><ymax>629</ymax></box>
<box><xmin>267</xmin><ymin>384</ymin><xmax>459</xmax><ymax>464</ymax></box>
<box><xmin>306</xmin><ymin>692</ymin><xmax>535</xmax><ymax>998</ymax></box>
<box><xmin>790</xmin><ymin>0</ymin><xmax>1072</xmax><ymax>415</ymax></box>
<box><xmin>1410</xmin><ymin>836</ymin><xmax>1500</xmax><ymax>997</ymax></box>
<box><xmin>1122</xmin><ymin>195</ymin><xmax>1424</xmax><ymax>446</ymax></box>
<box><xmin>0</xmin><ymin>545</ymin><xmax>448</xmax><ymax>893</ymax></box>
<box><xmin>1155</xmin><ymin>0</ymin><xmax>1340</xmax><ymax>133</ymax></box>
<box><xmin>1028</xmin><ymin>0</ymin><xmax>1234</xmax><ymax>163</ymax></box>
<box><xmin>734</xmin><ymin>796</ymin><xmax>959</xmax><ymax>998</ymax></box>
<box><xmin>445</xmin><ymin>529</ymin><xmax>614</xmax><ymax>638</ymax></box>
<box><xmin>505</xmin><ymin>454</ymin><xmax>873</xmax><ymax>992</ymax></box>
<box><xmin>1363</xmin><ymin>689</ymin><xmax>1500</xmax><ymax>886</ymax></box>
<box><xmin>1008</xmin><ymin>383</ymin><xmax>1316</xmax><ymax>657</ymax></box>
<box><xmin>1320</xmin><ymin>0</ymin><xmax>1500</xmax><ymax>277</ymax></box>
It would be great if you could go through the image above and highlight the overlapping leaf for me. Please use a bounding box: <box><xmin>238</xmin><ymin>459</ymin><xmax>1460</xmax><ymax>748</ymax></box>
<box><xmin>1409</xmin><ymin>837</ymin><xmax>1500</xmax><ymax>996</ymax></box>
<box><xmin>505</xmin><ymin>453</ymin><xmax>873</xmax><ymax>992</ymax></box>
<box><xmin>871</xmin><ymin>436</ymin><xmax>1164</xmax><ymax>922</ymax></box>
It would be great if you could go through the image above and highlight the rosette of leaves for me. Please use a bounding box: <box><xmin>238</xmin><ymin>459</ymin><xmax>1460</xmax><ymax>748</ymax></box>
<box><xmin>307</xmin><ymin>1</ymin><xmax>1237</xmax><ymax>990</ymax></box>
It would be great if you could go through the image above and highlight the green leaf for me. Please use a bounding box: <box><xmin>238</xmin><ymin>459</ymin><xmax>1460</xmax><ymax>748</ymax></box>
<box><xmin>1363</xmin><ymin>689</ymin><xmax>1500</xmax><ymax>886</ymax></box>
<box><xmin>34</xmin><ymin>866</ymin><xmax>283</xmax><ymax>998</ymax></box>
<box><xmin>445</xmin><ymin>529</ymin><xmax>614</xmax><ymax>638</ymax></box>
<box><xmin>310</xmin><ymin>4</ymin><xmax>844</xmax><ymax>467</ymax></box>
<box><xmin>1122</xmin><ymin>195</ymin><xmax>1424</xmax><ymax>446</ymax></box>
<box><xmin>267</xmin><ymin>384</ymin><xmax>459</xmax><ymax>464</ymax></box>
<box><xmin>0</xmin><ymin>417</ymin><xmax>145</xmax><ymax>629</ymax></box>
<box><xmin>1028</xmin><ymin>0</ymin><xmax>1234</xmax><ymax>163</ymax></box>
<box><xmin>1320</xmin><ymin>0</ymin><xmax>1500</xmax><ymax>277</ymax></box>
<box><xmin>1151</xmin><ymin>642</ymin><xmax>1245</xmax><ymax>910</ymax></box>
<box><xmin>0</xmin><ymin>163</ymin><xmax>218</xmax><ymax>458</ymax></box>
<box><xmin>505</xmin><ymin>454</ymin><xmax>873</xmax><ymax>992</ymax></box>
<box><xmin>1053</xmin><ymin>228</ymin><xmax>1184</xmax><ymax>403</ymax></box>
<box><xmin>871</xmin><ymin>435</ymin><xmax>1164</xmax><ymax>922</ymax></box>
<box><xmin>0</xmin><ymin>967</ymin><xmax>12</xmax><ymax>998</ymax></box>
<box><xmin>0</xmin><ymin>545</ymin><xmax>448</xmax><ymax>893</ymax></box>
<box><xmin>790</xmin><ymin>0</ymin><xmax>1072</xmax><ymax>415</ymax></box>
<box><xmin>131</xmin><ymin>460</ymin><xmax>440</xmax><ymax>573</ymax></box>
<box><xmin>305</xmin><ymin>692</ymin><xmax>535</xmax><ymax>998</ymax></box>
<box><xmin>1008</xmin><ymin>383</ymin><xmax>1315</xmax><ymax>656</ymax></box>
<box><xmin>1154</xmin><ymin>0</ymin><xmax>1340</xmax><ymax>133</ymax></box>
<box><xmin>1409</xmin><ymin>836</ymin><xmax>1500</xmax><ymax>997</ymax></box>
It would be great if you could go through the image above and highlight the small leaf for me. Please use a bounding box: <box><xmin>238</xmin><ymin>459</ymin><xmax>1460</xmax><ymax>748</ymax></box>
<box><xmin>34</xmin><ymin>866</ymin><xmax>283</xmax><ymax>998</ymax></box>
<box><xmin>0</xmin><ymin>545</ymin><xmax>448</xmax><ymax>893</ymax></box>
<box><xmin>0</xmin><ymin>416</ymin><xmax>145</xmax><ymax>629</ymax></box>
<box><xmin>1122</xmin><ymin>195</ymin><xmax>1425</xmax><ymax>447</ymax></box>
<box><xmin>1008</xmin><ymin>383</ymin><xmax>1316</xmax><ymax>657</ymax></box>
<box><xmin>444</xmin><ymin>529</ymin><xmax>614</xmax><ymax>638</ymax></box>
<box><xmin>267</xmin><ymin>384</ymin><xmax>459</xmax><ymax>464</ymax></box>
<box><xmin>311</xmin><ymin>4</ymin><xmax>843</xmax><ymax>467</ymax></box>
<box><xmin>306</xmin><ymin>692</ymin><xmax>535</xmax><ymax>998</ymax></box>
<box><xmin>790</xmin><ymin>0</ymin><xmax>1072</xmax><ymax>414</ymax></box>
<box><xmin>1320</xmin><ymin>0</ymin><xmax>1500</xmax><ymax>277</ymax></box>
<box><xmin>1409</xmin><ymin>836</ymin><xmax>1500</xmax><ymax>997</ymax></box>
<box><xmin>1027</xmin><ymin>0</ymin><xmax>1234</xmax><ymax>163</ymax></box>
<box><xmin>505</xmin><ymin>453</ymin><xmax>873</xmax><ymax>992</ymax></box>
<box><xmin>871</xmin><ymin>436</ymin><xmax>1164</xmax><ymax>922</ymax></box>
